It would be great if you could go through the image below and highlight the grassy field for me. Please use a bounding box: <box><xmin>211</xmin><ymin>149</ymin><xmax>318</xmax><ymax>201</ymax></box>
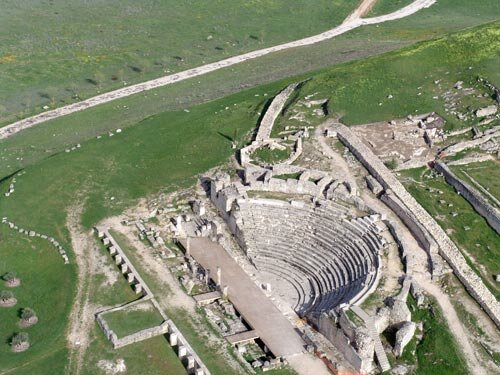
<box><xmin>1</xmin><ymin>0</ymin><xmax>498</xmax><ymax>130</ymax></box>
<box><xmin>82</xmin><ymin>325</ymin><xmax>187</xmax><ymax>375</ymax></box>
<box><xmin>0</xmin><ymin>226</ymin><xmax>75</xmax><ymax>374</ymax></box>
<box><xmin>401</xmin><ymin>167</ymin><xmax>500</xmax><ymax>299</ymax></box>
<box><xmin>103</xmin><ymin>301</ymin><xmax>164</xmax><ymax>338</ymax></box>
<box><xmin>0</xmin><ymin>0</ymin><xmax>357</xmax><ymax>125</ymax></box>
<box><xmin>451</xmin><ymin>161</ymin><xmax>500</xmax><ymax>205</ymax></box>
<box><xmin>367</xmin><ymin>0</ymin><xmax>415</xmax><ymax>17</ymax></box>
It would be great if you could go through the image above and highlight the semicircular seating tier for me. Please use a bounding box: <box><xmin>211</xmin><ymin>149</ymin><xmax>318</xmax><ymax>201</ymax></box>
<box><xmin>235</xmin><ymin>198</ymin><xmax>383</xmax><ymax>318</ymax></box>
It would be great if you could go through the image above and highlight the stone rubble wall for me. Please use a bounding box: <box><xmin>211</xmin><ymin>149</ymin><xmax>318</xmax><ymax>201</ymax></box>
<box><xmin>317</xmin><ymin>314</ymin><xmax>373</xmax><ymax>374</ymax></box>
<box><xmin>255</xmin><ymin>83</ymin><xmax>301</xmax><ymax>142</ymax></box>
<box><xmin>435</xmin><ymin>161</ymin><xmax>500</xmax><ymax>234</ymax></box>
<box><xmin>440</xmin><ymin>126</ymin><xmax>500</xmax><ymax>156</ymax></box>
<box><xmin>1</xmin><ymin>217</ymin><xmax>69</xmax><ymax>264</ymax></box>
<box><xmin>333</xmin><ymin>123</ymin><xmax>500</xmax><ymax>329</ymax></box>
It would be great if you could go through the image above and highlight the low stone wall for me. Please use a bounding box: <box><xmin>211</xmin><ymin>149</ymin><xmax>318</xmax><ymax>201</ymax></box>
<box><xmin>1</xmin><ymin>217</ymin><xmax>69</xmax><ymax>264</ymax></box>
<box><xmin>440</xmin><ymin>126</ymin><xmax>500</xmax><ymax>156</ymax></box>
<box><xmin>255</xmin><ymin>83</ymin><xmax>300</xmax><ymax>142</ymax></box>
<box><xmin>333</xmin><ymin>123</ymin><xmax>500</xmax><ymax>329</ymax></box>
<box><xmin>435</xmin><ymin>161</ymin><xmax>500</xmax><ymax>234</ymax></box>
<box><xmin>114</xmin><ymin>321</ymin><xmax>170</xmax><ymax>349</ymax></box>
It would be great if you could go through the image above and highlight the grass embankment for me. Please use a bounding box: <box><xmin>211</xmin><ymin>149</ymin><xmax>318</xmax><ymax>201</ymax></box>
<box><xmin>0</xmin><ymin>226</ymin><xmax>75</xmax><ymax>374</ymax></box>
<box><xmin>401</xmin><ymin>167</ymin><xmax>500</xmax><ymax>298</ymax></box>
<box><xmin>0</xmin><ymin>0</ymin><xmax>357</xmax><ymax>126</ymax></box>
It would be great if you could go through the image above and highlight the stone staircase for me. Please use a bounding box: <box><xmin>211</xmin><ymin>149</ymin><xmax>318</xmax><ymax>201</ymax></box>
<box><xmin>351</xmin><ymin>306</ymin><xmax>391</xmax><ymax>373</ymax></box>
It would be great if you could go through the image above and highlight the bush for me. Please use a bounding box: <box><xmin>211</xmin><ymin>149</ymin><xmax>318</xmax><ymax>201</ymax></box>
<box><xmin>21</xmin><ymin>308</ymin><xmax>37</xmax><ymax>321</ymax></box>
<box><xmin>11</xmin><ymin>332</ymin><xmax>29</xmax><ymax>346</ymax></box>
<box><xmin>0</xmin><ymin>290</ymin><xmax>14</xmax><ymax>301</ymax></box>
<box><xmin>3</xmin><ymin>272</ymin><xmax>17</xmax><ymax>281</ymax></box>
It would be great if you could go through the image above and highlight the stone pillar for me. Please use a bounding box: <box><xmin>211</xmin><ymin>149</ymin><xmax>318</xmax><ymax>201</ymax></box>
<box><xmin>103</xmin><ymin>238</ymin><xmax>110</xmax><ymax>246</ymax></box>
<box><xmin>186</xmin><ymin>356</ymin><xmax>195</xmax><ymax>370</ymax></box>
<box><xmin>109</xmin><ymin>246</ymin><xmax>117</xmax><ymax>255</ymax></box>
<box><xmin>267</xmin><ymin>283</ymin><xmax>272</xmax><ymax>292</ymax></box>
<box><xmin>134</xmin><ymin>284</ymin><xmax>142</xmax><ymax>294</ymax></box>
<box><xmin>169</xmin><ymin>332</ymin><xmax>178</xmax><ymax>346</ymax></box>
<box><xmin>223</xmin><ymin>285</ymin><xmax>229</xmax><ymax>299</ymax></box>
<box><xmin>178</xmin><ymin>345</ymin><xmax>187</xmax><ymax>358</ymax></box>
<box><xmin>127</xmin><ymin>273</ymin><xmax>135</xmax><ymax>283</ymax></box>
<box><xmin>205</xmin><ymin>269</ymin><xmax>210</xmax><ymax>286</ymax></box>
<box><xmin>97</xmin><ymin>230</ymin><xmax>104</xmax><ymax>238</ymax></box>
<box><xmin>216</xmin><ymin>266</ymin><xmax>221</xmax><ymax>286</ymax></box>
<box><xmin>195</xmin><ymin>369</ymin><xmax>205</xmax><ymax>375</ymax></box>
<box><xmin>121</xmin><ymin>263</ymin><xmax>129</xmax><ymax>274</ymax></box>
<box><xmin>192</xmin><ymin>262</ymin><xmax>198</xmax><ymax>278</ymax></box>
<box><xmin>186</xmin><ymin>237</ymin><xmax>191</xmax><ymax>256</ymax></box>
<box><xmin>115</xmin><ymin>254</ymin><xmax>122</xmax><ymax>265</ymax></box>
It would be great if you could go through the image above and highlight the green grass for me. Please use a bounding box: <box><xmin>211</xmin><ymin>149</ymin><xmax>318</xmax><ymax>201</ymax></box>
<box><xmin>0</xmin><ymin>0</ymin><xmax>357</xmax><ymax>125</ymax></box>
<box><xmin>252</xmin><ymin>146</ymin><xmax>291</xmax><ymax>164</ymax></box>
<box><xmin>401</xmin><ymin>167</ymin><xmax>500</xmax><ymax>298</ymax></box>
<box><xmin>451</xmin><ymin>161</ymin><xmax>500</xmax><ymax>204</ymax></box>
<box><xmin>404</xmin><ymin>295</ymin><xmax>468</xmax><ymax>374</ymax></box>
<box><xmin>82</xmin><ymin>325</ymin><xmax>186</xmax><ymax>375</ymax></box>
<box><xmin>103</xmin><ymin>301</ymin><xmax>164</xmax><ymax>338</ymax></box>
<box><xmin>0</xmin><ymin>226</ymin><xmax>74</xmax><ymax>374</ymax></box>
<box><xmin>367</xmin><ymin>0</ymin><xmax>415</xmax><ymax>17</ymax></box>
<box><xmin>1</xmin><ymin>0</ymin><xmax>498</xmax><ymax>132</ymax></box>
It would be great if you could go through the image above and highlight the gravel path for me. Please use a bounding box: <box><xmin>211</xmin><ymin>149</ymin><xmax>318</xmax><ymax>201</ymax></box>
<box><xmin>0</xmin><ymin>0</ymin><xmax>436</xmax><ymax>141</ymax></box>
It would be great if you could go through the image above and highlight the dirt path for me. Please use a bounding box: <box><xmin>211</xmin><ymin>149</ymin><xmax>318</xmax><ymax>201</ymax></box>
<box><xmin>413</xmin><ymin>274</ymin><xmax>487</xmax><ymax>375</ymax></box>
<box><xmin>66</xmin><ymin>204</ymin><xmax>99</xmax><ymax>375</ymax></box>
<box><xmin>0</xmin><ymin>0</ymin><xmax>436</xmax><ymax>141</ymax></box>
<box><xmin>344</xmin><ymin>0</ymin><xmax>379</xmax><ymax>23</ymax></box>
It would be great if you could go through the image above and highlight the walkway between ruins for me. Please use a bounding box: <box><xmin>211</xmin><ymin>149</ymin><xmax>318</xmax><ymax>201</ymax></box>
<box><xmin>185</xmin><ymin>237</ymin><xmax>306</xmax><ymax>357</ymax></box>
<box><xmin>0</xmin><ymin>0</ymin><xmax>436</xmax><ymax>141</ymax></box>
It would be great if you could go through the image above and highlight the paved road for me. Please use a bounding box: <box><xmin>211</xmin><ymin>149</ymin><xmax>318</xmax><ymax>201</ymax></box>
<box><xmin>0</xmin><ymin>0</ymin><xmax>435</xmax><ymax>141</ymax></box>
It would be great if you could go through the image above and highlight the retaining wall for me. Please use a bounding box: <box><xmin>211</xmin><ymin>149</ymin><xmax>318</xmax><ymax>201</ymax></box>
<box><xmin>334</xmin><ymin>123</ymin><xmax>500</xmax><ymax>329</ymax></box>
<box><xmin>435</xmin><ymin>161</ymin><xmax>500</xmax><ymax>234</ymax></box>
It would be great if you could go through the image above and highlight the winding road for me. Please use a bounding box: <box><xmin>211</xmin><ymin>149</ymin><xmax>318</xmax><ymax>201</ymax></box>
<box><xmin>0</xmin><ymin>0</ymin><xmax>436</xmax><ymax>141</ymax></box>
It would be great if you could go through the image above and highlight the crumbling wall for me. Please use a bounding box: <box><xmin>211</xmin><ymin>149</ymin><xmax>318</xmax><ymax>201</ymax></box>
<box><xmin>434</xmin><ymin>161</ymin><xmax>500</xmax><ymax>234</ymax></box>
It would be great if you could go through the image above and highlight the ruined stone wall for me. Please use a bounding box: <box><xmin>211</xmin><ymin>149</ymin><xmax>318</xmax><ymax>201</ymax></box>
<box><xmin>248</xmin><ymin>178</ymin><xmax>321</xmax><ymax>196</ymax></box>
<box><xmin>255</xmin><ymin>83</ymin><xmax>300</xmax><ymax>142</ymax></box>
<box><xmin>334</xmin><ymin>123</ymin><xmax>500</xmax><ymax>329</ymax></box>
<box><xmin>317</xmin><ymin>314</ymin><xmax>373</xmax><ymax>374</ymax></box>
<box><xmin>114</xmin><ymin>321</ymin><xmax>170</xmax><ymax>349</ymax></box>
<box><xmin>440</xmin><ymin>126</ymin><xmax>500</xmax><ymax>156</ymax></box>
<box><xmin>435</xmin><ymin>161</ymin><xmax>500</xmax><ymax>234</ymax></box>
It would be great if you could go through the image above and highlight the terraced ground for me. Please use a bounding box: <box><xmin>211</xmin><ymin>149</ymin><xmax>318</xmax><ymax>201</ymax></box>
<box><xmin>0</xmin><ymin>1</ymin><xmax>498</xmax><ymax>373</ymax></box>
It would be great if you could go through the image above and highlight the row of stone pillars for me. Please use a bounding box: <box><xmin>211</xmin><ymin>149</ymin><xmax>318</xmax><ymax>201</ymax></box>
<box><xmin>100</xmin><ymin>232</ymin><xmax>143</xmax><ymax>295</ymax></box>
<box><xmin>168</xmin><ymin>329</ymin><xmax>206</xmax><ymax>375</ymax></box>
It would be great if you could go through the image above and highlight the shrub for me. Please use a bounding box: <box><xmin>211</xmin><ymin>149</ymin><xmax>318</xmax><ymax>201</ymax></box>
<box><xmin>21</xmin><ymin>308</ymin><xmax>37</xmax><ymax>321</ymax></box>
<box><xmin>3</xmin><ymin>271</ymin><xmax>17</xmax><ymax>281</ymax></box>
<box><xmin>0</xmin><ymin>290</ymin><xmax>14</xmax><ymax>301</ymax></box>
